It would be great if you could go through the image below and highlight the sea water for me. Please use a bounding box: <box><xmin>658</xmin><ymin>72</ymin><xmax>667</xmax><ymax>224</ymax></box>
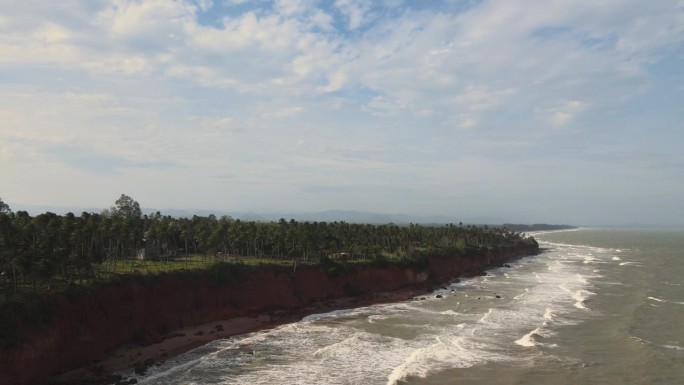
<box><xmin>126</xmin><ymin>228</ymin><xmax>684</xmax><ymax>384</ymax></box>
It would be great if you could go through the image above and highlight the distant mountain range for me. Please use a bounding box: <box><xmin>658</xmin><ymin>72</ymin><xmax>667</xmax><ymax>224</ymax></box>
<box><xmin>10</xmin><ymin>204</ymin><xmax>509</xmax><ymax>225</ymax></box>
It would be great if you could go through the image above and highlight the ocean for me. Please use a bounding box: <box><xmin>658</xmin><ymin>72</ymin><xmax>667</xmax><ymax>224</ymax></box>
<box><xmin>125</xmin><ymin>228</ymin><xmax>684</xmax><ymax>385</ymax></box>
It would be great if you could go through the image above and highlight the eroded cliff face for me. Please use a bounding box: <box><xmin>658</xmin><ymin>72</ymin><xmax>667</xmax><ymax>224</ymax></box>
<box><xmin>0</xmin><ymin>246</ymin><xmax>537</xmax><ymax>385</ymax></box>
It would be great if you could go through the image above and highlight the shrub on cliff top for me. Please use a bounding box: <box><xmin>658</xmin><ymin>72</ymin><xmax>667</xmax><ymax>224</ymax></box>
<box><xmin>320</xmin><ymin>255</ymin><xmax>355</xmax><ymax>277</ymax></box>
<box><xmin>394</xmin><ymin>253</ymin><xmax>429</xmax><ymax>270</ymax></box>
<box><xmin>205</xmin><ymin>262</ymin><xmax>251</xmax><ymax>286</ymax></box>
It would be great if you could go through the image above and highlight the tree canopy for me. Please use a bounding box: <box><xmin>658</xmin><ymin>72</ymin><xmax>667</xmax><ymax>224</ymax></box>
<box><xmin>0</xmin><ymin>197</ymin><xmax>10</xmax><ymax>215</ymax></box>
<box><xmin>114</xmin><ymin>194</ymin><xmax>142</xmax><ymax>219</ymax></box>
<box><xmin>0</xmin><ymin>195</ymin><xmax>535</xmax><ymax>301</ymax></box>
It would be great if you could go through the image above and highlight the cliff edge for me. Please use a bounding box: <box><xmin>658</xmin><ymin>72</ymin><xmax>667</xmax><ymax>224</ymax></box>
<box><xmin>0</xmin><ymin>244</ymin><xmax>538</xmax><ymax>385</ymax></box>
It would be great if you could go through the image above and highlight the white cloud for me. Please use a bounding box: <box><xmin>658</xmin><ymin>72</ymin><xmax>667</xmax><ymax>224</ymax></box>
<box><xmin>452</xmin><ymin>86</ymin><xmax>517</xmax><ymax>112</ymax></box>
<box><xmin>334</xmin><ymin>0</ymin><xmax>371</xmax><ymax>30</ymax></box>
<box><xmin>98</xmin><ymin>0</ymin><xmax>195</xmax><ymax>40</ymax></box>
<box><xmin>223</xmin><ymin>0</ymin><xmax>250</xmax><ymax>5</ymax></box>
<box><xmin>457</xmin><ymin>115</ymin><xmax>477</xmax><ymax>129</ymax></box>
<box><xmin>1</xmin><ymin>0</ymin><xmax>683</xmax><ymax>223</ymax></box>
<box><xmin>309</xmin><ymin>9</ymin><xmax>334</xmax><ymax>31</ymax></box>
<box><xmin>195</xmin><ymin>0</ymin><xmax>214</xmax><ymax>12</ymax></box>
<box><xmin>364</xmin><ymin>96</ymin><xmax>403</xmax><ymax>116</ymax></box>
<box><xmin>264</xmin><ymin>106</ymin><xmax>305</xmax><ymax>118</ymax></box>
<box><xmin>318</xmin><ymin>70</ymin><xmax>347</xmax><ymax>93</ymax></box>
<box><xmin>274</xmin><ymin>0</ymin><xmax>312</xmax><ymax>16</ymax></box>
<box><xmin>539</xmin><ymin>100</ymin><xmax>586</xmax><ymax>127</ymax></box>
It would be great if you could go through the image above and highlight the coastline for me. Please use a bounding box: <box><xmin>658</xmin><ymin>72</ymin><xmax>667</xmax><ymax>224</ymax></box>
<box><xmin>50</xmin><ymin>287</ymin><xmax>431</xmax><ymax>385</ymax></box>
<box><xmin>1</xmin><ymin>244</ymin><xmax>539</xmax><ymax>385</ymax></box>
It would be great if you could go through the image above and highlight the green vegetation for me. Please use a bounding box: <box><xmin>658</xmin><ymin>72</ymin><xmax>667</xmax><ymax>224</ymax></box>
<box><xmin>0</xmin><ymin>195</ymin><xmax>537</xmax><ymax>348</ymax></box>
<box><xmin>0</xmin><ymin>194</ymin><xmax>536</xmax><ymax>301</ymax></box>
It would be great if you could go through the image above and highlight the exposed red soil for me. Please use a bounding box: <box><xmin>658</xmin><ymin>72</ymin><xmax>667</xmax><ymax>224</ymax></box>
<box><xmin>0</xmin><ymin>246</ymin><xmax>537</xmax><ymax>385</ymax></box>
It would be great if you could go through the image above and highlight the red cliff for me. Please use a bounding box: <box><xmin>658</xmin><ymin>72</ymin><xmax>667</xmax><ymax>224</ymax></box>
<box><xmin>0</xmin><ymin>245</ymin><xmax>537</xmax><ymax>385</ymax></box>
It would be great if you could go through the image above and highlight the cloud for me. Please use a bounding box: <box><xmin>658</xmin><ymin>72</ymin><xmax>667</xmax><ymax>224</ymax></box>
<box><xmin>452</xmin><ymin>86</ymin><xmax>517</xmax><ymax>112</ymax></box>
<box><xmin>333</xmin><ymin>0</ymin><xmax>371</xmax><ymax>30</ymax></box>
<box><xmin>195</xmin><ymin>0</ymin><xmax>214</xmax><ymax>12</ymax></box>
<box><xmin>364</xmin><ymin>95</ymin><xmax>403</xmax><ymax>116</ymax></box>
<box><xmin>262</xmin><ymin>106</ymin><xmax>306</xmax><ymax>118</ymax></box>
<box><xmin>456</xmin><ymin>115</ymin><xmax>477</xmax><ymax>129</ymax></box>
<box><xmin>97</xmin><ymin>0</ymin><xmax>196</xmax><ymax>47</ymax></box>
<box><xmin>274</xmin><ymin>0</ymin><xmax>313</xmax><ymax>16</ymax></box>
<box><xmin>538</xmin><ymin>100</ymin><xmax>586</xmax><ymax>127</ymax></box>
<box><xmin>1</xmin><ymin>0</ymin><xmax>683</xmax><ymax>223</ymax></box>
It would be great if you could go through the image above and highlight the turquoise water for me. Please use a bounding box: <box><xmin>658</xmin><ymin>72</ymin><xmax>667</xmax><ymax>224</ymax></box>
<box><xmin>126</xmin><ymin>228</ymin><xmax>684</xmax><ymax>385</ymax></box>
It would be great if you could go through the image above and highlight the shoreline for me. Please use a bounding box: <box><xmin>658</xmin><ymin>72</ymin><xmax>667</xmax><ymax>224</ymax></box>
<box><xmin>50</xmin><ymin>286</ymin><xmax>434</xmax><ymax>385</ymax></box>
<box><xmin>0</xmin><ymin>244</ymin><xmax>540</xmax><ymax>385</ymax></box>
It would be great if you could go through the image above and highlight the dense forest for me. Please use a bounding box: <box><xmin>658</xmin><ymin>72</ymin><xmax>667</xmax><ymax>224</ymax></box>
<box><xmin>0</xmin><ymin>195</ymin><xmax>536</xmax><ymax>300</ymax></box>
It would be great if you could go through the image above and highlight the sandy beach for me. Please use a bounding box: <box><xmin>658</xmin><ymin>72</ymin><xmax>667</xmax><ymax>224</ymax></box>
<box><xmin>49</xmin><ymin>287</ymin><xmax>434</xmax><ymax>384</ymax></box>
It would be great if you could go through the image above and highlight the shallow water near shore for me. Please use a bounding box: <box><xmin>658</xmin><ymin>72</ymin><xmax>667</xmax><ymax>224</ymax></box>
<box><xmin>124</xmin><ymin>228</ymin><xmax>684</xmax><ymax>384</ymax></box>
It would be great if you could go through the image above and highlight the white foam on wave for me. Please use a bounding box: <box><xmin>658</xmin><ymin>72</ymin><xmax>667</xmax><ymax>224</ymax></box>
<box><xmin>514</xmin><ymin>322</ymin><xmax>556</xmax><ymax>348</ymax></box>
<box><xmin>543</xmin><ymin>308</ymin><xmax>555</xmax><ymax>320</ymax></box>
<box><xmin>184</xmin><ymin>319</ymin><xmax>412</xmax><ymax>385</ymax></box>
<box><xmin>302</xmin><ymin>307</ymin><xmax>362</xmax><ymax>322</ymax></box>
<box><xmin>134</xmin><ymin>336</ymin><xmax>260</xmax><ymax>384</ymax></box>
<box><xmin>514</xmin><ymin>288</ymin><xmax>530</xmax><ymax>300</ymax></box>
<box><xmin>648</xmin><ymin>296</ymin><xmax>684</xmax><ymax>306</ymax></box>
<box><xmin>392</xmin><ymin>303</ymin><xmax>462</xmax><ymax>317</ymax></box>
<box><xmin>573</xmin><ymin>290</ymin><xmax>595</xmax><ymax>309</ymax></box>
<box><xmin>630</xmin><ymin>336</ymin><xmax>650</xmax><ymax>345</ymax></box>
<box><xmin>619</xmin><ymin>261</ymin><xmax>639</xmax><ymax>266</ymax></box>
<box><xmin>386</xmin><ymin>341</ymin><xmax>437</xmax><ymax>385</ymax></box>
<box><xmin>558</xmin><ymin>283</ymin><xmax>573</xmax><ymax>294</ymax></box>
<box><xmin>515</xmin><ymin>327</ymin><xmax>543</xmax><ymax>347</ymax></box>
<box><xmin>612</xmin><ymin>256</ymin><xmax>621</xmax><ymax>261</ymax></box>
<box><xmin>547</xmin><ymin>260</ymin><xmax>565</xmax><ymax>272</ymax></box>
<box><xmin>312</xmin><ymin>335</ymin><xmax>361</xmax><ymax>357</ymax></box>
<box><xmin>135</xmin><ymin>351</ymin><xmax>208</xmax><ymax>384</ymax></box>
<box><xmin>479</xmin><ymin>308</ymin><xmax>494</xmax><ymax>323</ymax></box>
<box><xmin>136</xmin><ymin>233</ymin><xmax>614</xmax><ymax>385</ymax></box>
<box><xmin>368</xmin><ymin>315</ymin><xmax>390</xmax><ymax>323</ymax></box>
<box><xmin>386</xmin><ymin>336</ymin><xmax>506</xmax><ymax>385</ymax></box>
<box><xmin>441</xmin><ymin>310</ymin><xmax>459</xmax><ymax>316</ymax></box>
<box><xmin>663</xmin><ymin>344</ymin><xmax>684</xmax><ymax>351</ymax></box>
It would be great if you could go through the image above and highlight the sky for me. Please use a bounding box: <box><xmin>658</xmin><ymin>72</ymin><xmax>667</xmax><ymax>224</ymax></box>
<box><xmin>1</xmin><ymin>0</ymin><xmax>683</xmax><ymax>226</ymax></box>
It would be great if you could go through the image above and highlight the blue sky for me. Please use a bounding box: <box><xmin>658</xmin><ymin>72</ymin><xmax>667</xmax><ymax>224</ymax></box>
<box><xmin>1</xmin><ymin>0</ymin><xmax>683</xmax><ymax>225</ymax></box>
